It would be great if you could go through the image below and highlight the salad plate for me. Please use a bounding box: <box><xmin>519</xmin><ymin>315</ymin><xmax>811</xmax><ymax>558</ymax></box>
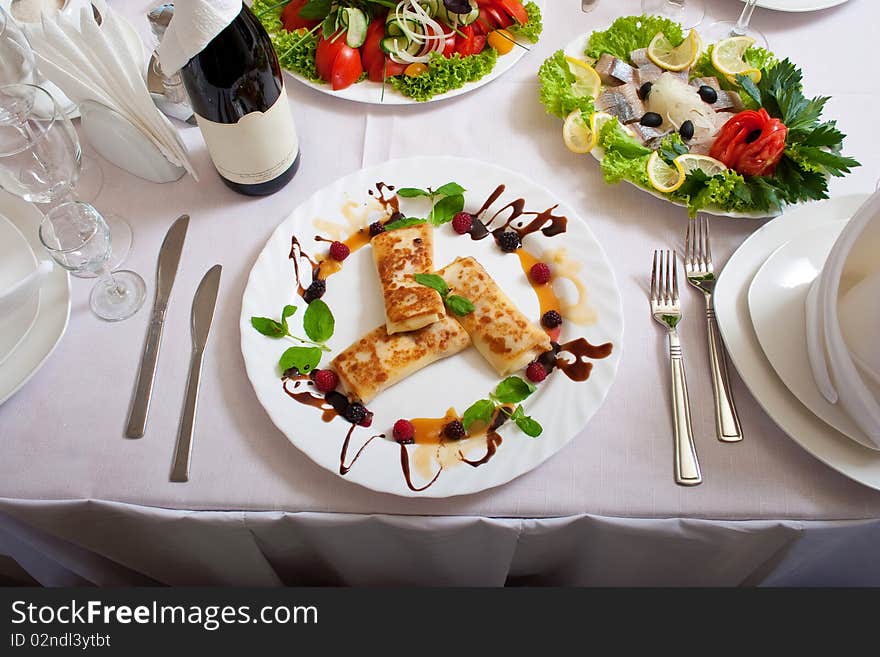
<box><xmin>715</xmin><ymin>193</ymin><xmax>880</xmax><ymax>492</ymax></box>
<box><xmin>0</xmin><ymin>189</ymin><xmax>70</xmax><ymax>406</ymax></box>
<box><xmin>541</xmin><ymin>15</ymin><xmax>858</xmax><ymax>219</ymax></box>
<box><xmin>748</xmin><ymin>221</ymin><xmax>878</xmax><ymax>450</ymax></box>
<box><xmin>240</xmin><ymin>156</ymin><xmax>623</xmax><ymax>498</ymax></box>
<box><xmin>741</xmin><ymin>0</ymin><xmax>849</xmax><ymax>12</ymax></box>
<box><xmin>255</xmin><ymin>0</ymin><xmax>544</xmax><ymax>105</ymax></box>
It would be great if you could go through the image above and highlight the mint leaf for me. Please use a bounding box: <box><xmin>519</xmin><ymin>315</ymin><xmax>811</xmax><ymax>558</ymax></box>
<box><xmin>434</xmin><ymin>182</ymin><xmax>466</xmax><ymax>197</ymax></box>
<box><xmin>430</xmin><ymin>194</ymin><xmax>465</xmax><ymax>226</ymax></box>
<box><xmin>279</xmin><ymin>346</ymin><xmax>322</xmax><ymax>374</ymax></box>
<box><xmin>445</xmin><ymin>294</ymin><xmax>475</xmax><ymax>316</ymax></box>
<box><xmin>462</xmin><ymin>399</ymin><xmax>495</xmax><ymax>432</ymax></box>
<box><xmin>280</xmin><ymin>305</ymin><xmax>297</xmax><ymax>333</ymax></box>
<box><xmin>251</xmin><ymin>316</ymin><xmax>286</xmax><ymax>338</ymax></box>
<box><xmin>515</xmin><ymin>413</ymin><xmax>543</xmax><ymax>437</ymax></box>
<box><xmin>414</xmin><ymin>273</ymin><xmax>449</xmax><ymax>297</ymax></box>
<box><xmin>396</xmin><ymin>187</ymin><xmax>429</xmax><ymax>198</ymax></box>
<box><xmin>303</xmin><ymin>299</ymin><xmax>335</xmax><ymax>343</ymax></box>
<box><xmin>493</xmin><ymin>376</ymin><xmax>536</xmax><ymax>404</ymax></box>
<box><xmin>384</xmin><ymin>217</ymin><xmax>427</xmax><ymax>232</ymax></box>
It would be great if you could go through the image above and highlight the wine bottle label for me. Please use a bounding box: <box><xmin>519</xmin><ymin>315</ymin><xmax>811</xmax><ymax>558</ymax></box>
<box><xmin>194</xmin><ymin>91</ymin><xmax>298</xmax><ymax>186</ymax></box>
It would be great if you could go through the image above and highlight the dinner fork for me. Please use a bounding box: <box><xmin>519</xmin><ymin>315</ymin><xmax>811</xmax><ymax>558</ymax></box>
<box><xmin>685</xmin><ymin>215</ymin><xmax>744</xmax><ymax>443</ymax></box>
<box><xmin>651</xmin><ymin>250</ymin><xmax>702</xmax><ymax>486</ymax></box>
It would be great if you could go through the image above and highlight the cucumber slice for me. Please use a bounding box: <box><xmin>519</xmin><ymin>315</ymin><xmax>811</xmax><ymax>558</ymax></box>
<box><xmin>344</xmin><ymin>8</ymin><xmax>368</xmax><ymax>48</ymax></box>
<box><xmin>420</xmin><ymin>0</ymin><xmax>442</xmax><ymax>17</ymax></box>
<box><xmin>437</xmin><ymin>1</ymin><xmax>479</xmax><ymax>26</ymax></box>
<box><xmin>380</xmin><ymin>36</ymin><xmax>421</xmax><ymax>57</ymax></box>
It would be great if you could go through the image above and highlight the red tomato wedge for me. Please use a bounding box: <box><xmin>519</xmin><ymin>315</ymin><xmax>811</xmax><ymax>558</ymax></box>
<box><xmin>710</xmin><ymin>109</ymin><xmax>788</xmax><ymax>177</ymax></box>
<box><xmin>281</xmin><ymin>0</ymin><xmax>320</xmax><ymax>31</ymax></box>
<box><xmin>455</xmin><ymin>24</ymin><xmax>476</xmax><ymax>56</ymax></box>
<box><xmin>481</xmin><ymin>0</ymin><xmax>528</xmax><ymax>26</ymax></box>
<box><xmin>361</xmin><ymin>18</ymin><xmax>386</xmax><ymax>73</ymax></box>
<box><xmin>316</xmin><ymin>33</ymin><xmax>363</xmax><ymax>91</ymax></box>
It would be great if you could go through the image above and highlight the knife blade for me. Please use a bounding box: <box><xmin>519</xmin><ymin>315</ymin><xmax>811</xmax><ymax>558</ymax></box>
<box><xmin>170</xmin><ymin>264</ymin><xmax>222</xmax><ymax>482</ymax></box>
<box><xmin>125</xmin><ymin>214</ymin><xmax>189</xmax><ymax>439</ymax></box>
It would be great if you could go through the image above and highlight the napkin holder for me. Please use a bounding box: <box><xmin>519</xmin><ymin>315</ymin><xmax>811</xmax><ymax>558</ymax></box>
<box><xmin>78</xmin><ymin>100</ymin><xmax>186</xmax><ymax>184</ymax></box>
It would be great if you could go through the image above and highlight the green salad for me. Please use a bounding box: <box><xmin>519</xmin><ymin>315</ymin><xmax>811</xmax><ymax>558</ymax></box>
<box><xmin>538</xmin><ymin>15</ymin><xmax>860</xmax><ymax>216</ymax></box>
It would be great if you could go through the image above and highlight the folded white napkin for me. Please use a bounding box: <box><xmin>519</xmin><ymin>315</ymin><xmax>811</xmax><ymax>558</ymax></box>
<box><xmin>807</xmin><ymin>189</ymin><xmax>880</xmax><ymax>445</ymax></box>
<box><xmin>22</xmin><ymin>0</ymin><xmax>196</xmax><ymax>178</ymax></box>
<box><xmin>157</xmin><ymin>0</ymin><xmax>242</xmax><ymax>76</ymax></box>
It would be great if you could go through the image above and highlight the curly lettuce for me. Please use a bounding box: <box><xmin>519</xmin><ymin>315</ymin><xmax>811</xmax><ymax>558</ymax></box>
<box><xmin>255</xmin><ymin>0</ymin><xmax>321</xmax><ymax>81</ymax></box>
<box><xmin>391</xmin><ymin>50</ymin><xmax>498</xmax><ymax>102</ymax></box>
<box><xmin>585</xmin><ymin>14</ymin><xmax>684</xmax><ymax>60</ymax></box>
<box><xmin>538</xmin><ymin>50</ymin><xmax>596</xmax><ymax>119</ymax></box>
<box><xmin>509</xmin><ymin>1</ymin><xmax>543</xmax><ymax>43</ymax></box>
<box><xmin>595</xmin><ymin>118</ymin><xmax>651</xmax><ymax>185</ymax></box>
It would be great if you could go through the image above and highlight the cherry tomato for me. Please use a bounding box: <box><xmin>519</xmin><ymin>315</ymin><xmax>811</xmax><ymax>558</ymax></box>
<box><xmin>709</xmin><ymin>109</ymin><xmax>788</xmax><ymax>177</ymax></box>
<box><xmin>281</xmin><ymin>0</ymin><xmax>320</xmax><ymax>31</ymax></box>
<box><xmin>404</xmin><ymin>62</ymin><xmax>428</xmax><ymax>77</ymax></box>
<box><xmin>487</xmin><ymin>28</ymin><xmax>515</xmax><ymax>55</ymax></box>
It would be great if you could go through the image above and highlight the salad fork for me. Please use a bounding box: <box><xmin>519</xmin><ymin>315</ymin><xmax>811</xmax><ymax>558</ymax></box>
<box><xmin>651</xmin><ymin>250</ymin><xmax>702</xmax><ymax>486</ymax></box>
<box><xmin>685</xmin><ymin>215</ymin><xmax>744</xmax><ymax>443</ymax></box>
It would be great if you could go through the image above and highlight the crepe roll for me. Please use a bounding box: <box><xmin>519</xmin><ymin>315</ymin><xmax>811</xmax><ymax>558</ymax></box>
<box><xmin>372</xmin><ymin>223</ymin><xmax>446</xmax><ymax>334</ymax></box>
<box><xmin>437</xmin><ymin>257</ymin><xmax>552</xmax><ymax>377</ymax></box>
<box><xmin>330</xmin><ymin>316</ymin><xmax>471</xmax><ymax>404</ymax></box>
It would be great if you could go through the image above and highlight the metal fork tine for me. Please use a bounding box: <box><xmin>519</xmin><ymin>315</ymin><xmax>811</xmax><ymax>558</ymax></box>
<box><xmin>651</xmin><ymin>250</ymin><xmax>658</xmax><ymax>300</ymax></box>
<box><xmin>665</xmin><ymin>249</ymin><xmax>672</xmax><ymax>303</ymax></box>
<box><xmin>673</xmin><ymin>251</ymin><xmax>679</xmax><ymax>301</ymax></box>
<box><xmin>685</xmin><ymin>219</ymin><xmax>692</xmax><ymax>270</ymax></box>
<box><xmin>703</xmin><ymin>214</ymin><xmax>712</xmax><ymax>267</ymax></box>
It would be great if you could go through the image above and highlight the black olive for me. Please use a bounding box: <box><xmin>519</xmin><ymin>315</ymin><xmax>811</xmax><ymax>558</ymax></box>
<box><xmin>638</xmin><ymin>81</ymin><xmax>653</xmax><ymax>101</ymax></box>
<box><xmin>698</xmin><ymin>85</ymin><xmax>718</xmax><ymax>104</ymax></box>
<box><xmin>679</xmin><ymin>120</ymin><xmax>695</xmax><ymax>141</ymax></box>
<box><xmin>640</xmin><ymin>112</ymin><xmax>663</xmax><ymax>128</ymax></box>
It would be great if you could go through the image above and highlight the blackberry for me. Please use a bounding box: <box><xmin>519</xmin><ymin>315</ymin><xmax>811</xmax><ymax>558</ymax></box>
<box><xmin>496</xmin><ymin>231</ymin><xmax>522</xmax><ymax>253</ymax></box>
<box><xmin>345</xmin><ymin>402</ymin><xmax>368</xmax><ymax>425</ymax></box>
<box><xmin>444</xmin><ymin>420</ymin><xmax>466</xmax><ymax>440</ymax></box>
<box><xmin>369</xmin><ymin>221</ymin><xmax>386</xmax><ymax>237</ymax></box>
<box><xmin>541</xmin><ymin>310</ymin><xmax>563</xmax><ymax>329</ymax></box>
<box><xmin>303</xmin><ymin>279</ymin><xmax>326</xmax><ymax>303</ymax></box>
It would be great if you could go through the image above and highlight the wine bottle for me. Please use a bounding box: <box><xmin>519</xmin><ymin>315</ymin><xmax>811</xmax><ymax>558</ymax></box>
<box><xmin>178</xmin><ymin>3</ymin><xmax>300</xmax><ymax>196</ymax></box>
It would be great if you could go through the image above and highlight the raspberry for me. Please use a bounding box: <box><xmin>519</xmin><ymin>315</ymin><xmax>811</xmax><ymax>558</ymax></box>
<box><xmin>444</xmin><ymin>420</ymin><xmax>466</xmax><ymax>440</ymax></box>
<box><xmin>541</xmin><ymin>310</ymin><xmax>563</xmax><ymax>329</ymax></box>
<box><xmin>452</xmin><ymin>211</ymin><xmax>474</xmax><ymax>235</ymax></box>
<box><xmin>303</xmin><ymin>279</ymin><xmax>326</xmax><ymax>303</ymax></box>
<box><xmin>393</xmin><ymin>419</ymin><xmax>415</xmax><ymax>444</ymax></box>
<box><xmin>526</xmin><ymin>361</ymin><xmax>548</xmax><ymax>383</ymax></box>
<box><xmin>369</xmin><ymin>221</ymin><xmax>386</xmax><ymax>237</ymax></box>
<box><xmin>313</xmin><ymin>369</ymin><xmax>339</xmax><ymax>393</ymax></box>
<box><xmin>329</xmin><ymin>241</ymin><xmax>350</xmax><ymax>262</ymax></box>
<box><xmin>497</xmin><ymin>231</ymin><xmax>522</xmax><ymax>253</ymax></box>
<box><xmin>345</xmin><ymin>402</ymin><xmax>368</xmax><ymax>425</ymax></box>
<box><xmin>530</xmin><ymin>262</ymin><xmax>552</xmax><ymax>285</ymax></box>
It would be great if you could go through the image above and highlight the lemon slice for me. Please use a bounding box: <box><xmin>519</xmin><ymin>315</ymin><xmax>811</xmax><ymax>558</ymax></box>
<box><xmin>711</xmin><ymin>36</ymin><xmax>762</xmax><ymax>84</ymax></box>
<box><xmin>675</xmin><ymin>154</ymin><xmax>728</xmax><ymax>177</ymax></box>
<box><xmin>647</xmin><ymin>151</ymin><xmax>685</xmax><ymax>193</ymax></box>
<box><xmin>563</xmin><ymin>110</ymin><xmax>594</xmax><ymax>154</ymax></box>
<box><xmin>564</xmin><ymin>56</ymin><xmax>602</xmax><ymax>99</ymax></box>
<box><xmin>647</xmin><ymin>30</ymin><xmax>701</xmax><ymax>71</ymax></box>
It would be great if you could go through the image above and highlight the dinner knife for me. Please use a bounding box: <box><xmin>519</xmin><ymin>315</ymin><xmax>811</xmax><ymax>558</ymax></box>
<box><xmin>125</xmin><ymin>214</ymin><xmax>189</xmax><ymax>439</ymax></box>
<box><xmin>170</xmin><ymin>264</ymin><xmax>222</xmax><ymax>483</ymax></box>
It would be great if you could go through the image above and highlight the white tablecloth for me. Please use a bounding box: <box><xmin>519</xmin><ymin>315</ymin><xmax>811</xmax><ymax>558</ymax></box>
<box><xmin>1</xmin><ymin>0</ymin><xmax>880</xmax><ymax>586</ymax></box>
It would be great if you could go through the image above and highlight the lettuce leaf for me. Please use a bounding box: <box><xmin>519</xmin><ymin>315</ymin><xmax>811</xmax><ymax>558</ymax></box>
<box><xmin>538</xmin><ymin>50</ymin><xmax>596</xmax><ymax>119</ymax></box>
<box><xmin>690</xmin><ymin>44</ymin><xmax>777</xmax><ymax>110</ymax></box>
<box><xmin>508</xmin><ymin>1</ymin><xmax>543</xmax><ymax>43</ymax></box>
<box><xmin>595</xmin><ymin>118</ymin><xmax>651</xmax><ymax>185</ymax></box>
<box><xmin>391</xmin><ymin>50</ymin><xmax>498</xmax><ymax>102</ymax></box>
<box><xmin>255</xmin><ymin>0</ymin><xmax>321</xmax><ymax>81</ymax></box>
<box><xmin>585</xmin><ymin>14</ymin><xmax>684</xmax><ymax>61</ymax></box>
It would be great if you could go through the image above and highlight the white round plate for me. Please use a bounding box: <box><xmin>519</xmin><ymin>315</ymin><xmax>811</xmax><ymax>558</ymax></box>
<box><xmin>0</xmin><ymin>189</ymin><xmax>70</xmax><ymax>405</ymax></box>
<box><xmin>748</xmin><ymin>221</ymin><xmax>878</xmax><ymax>450</ymax></box>
<box><xmin>741</xmin><ymin>0</ymin><xmax>849</xmax><ymax>12</ymax></box>
<box><xmin>0</xmin><ymin>213</ymin><xmax>39</xmax><ymax>365</ymax></box>
<box><xmin>279</xmin><ymin>0</ymin><xmax>544</xmax><ymax>106</ymax></box>
<box><xmin>562</xmin><ymin>33</ymin><xmax>775</xmax><ymax>219</ymax></box>
<box><xmin>715</xmin><ymin>192</ymin><xmax>880</xmax><ymax>491</ymax></box>
<box><xmin>241</xmin><ymin>156</ymin><xmax>624</xmax><ymax>498</ymax></box>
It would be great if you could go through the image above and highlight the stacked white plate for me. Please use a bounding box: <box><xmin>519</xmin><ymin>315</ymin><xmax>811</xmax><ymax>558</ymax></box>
<box><xmin>714</xmin><ymin>193</ymin><xmax>880</xmax><ymax>491</ymax></box>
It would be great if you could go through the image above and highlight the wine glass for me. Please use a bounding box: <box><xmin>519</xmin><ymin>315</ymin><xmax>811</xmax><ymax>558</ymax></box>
<box><xmin>641</xmin><ymin>0</ymin><xmax>705</xmax><ymax>30</ymax></box>
<box><xmin>703</xmin><ymin>0</ymin><xmax>768</xmax><ymax>49</ymax></box>
<box><xmin>39</xmin><ymin>201</ymin><xmax>145</xmax><ymax>321</ymax></box>
<box><xmin>0</xmin><ymin>83</ymin><xmax>130</xmax><ymax>277</ymax></box>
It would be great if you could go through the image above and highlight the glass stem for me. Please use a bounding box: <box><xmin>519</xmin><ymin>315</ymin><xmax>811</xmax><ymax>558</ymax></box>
<box><xmin>98</xmin><ymin>264</ymin><xmax>125</xmax><ymax>298</ymax></box>
<box><xmin>734</xmin><ymin>0</ymin><xmax>758</xmax><ymax>36</ymax></box>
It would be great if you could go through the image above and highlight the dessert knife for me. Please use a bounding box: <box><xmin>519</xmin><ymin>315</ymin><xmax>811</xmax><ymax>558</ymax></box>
<box><xmin>125</xmin><ymin>214</ymin><xmax>189</xmax><ymax>439</ymax></box>
<box><xmin>170</xmin><ymin>264</ymin><xmax>222</xmax><ymax>483</ymax></box>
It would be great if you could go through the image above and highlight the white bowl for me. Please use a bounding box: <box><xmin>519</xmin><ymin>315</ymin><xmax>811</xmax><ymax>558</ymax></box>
<box><xmin>806</xmin><ymin>190</ymin><xmax>880</xmax><ymax>446</ymax></box>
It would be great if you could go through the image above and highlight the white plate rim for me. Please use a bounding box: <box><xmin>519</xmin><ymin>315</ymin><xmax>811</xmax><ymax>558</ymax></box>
<box><xmin>276</xmin><ymin>0</ymin><xmax>545</xmax><ymax>106</ymax></box>
<box><xmin>747</xmin><ymin>220</ymin><xmax>879</xmax><ymax>450</ymax></box>
<box><xmin>0</xmin><ymin>190</ymin><xmax>70</xmax><ymax>406</ymax></box>
<box><xmin>0</xmin><ymin>213</ymin><xmax>40</xmax><ymax>366</ymax></box>
<box><xmin>562</xmin><ymin>31</ymin><xmax>778</xmax><ymax>220</ymax></box>
<box><xmin>239</xmin><ymin>154</ymin><xmax>624</xmax><ymax>498</ymax></box>
<box><xmin>715</xmin><ymin>192</ymin><xmax>880</xmax><ymax>491</ymax></box>
<box><xmin>741</xmin><ymin>0</ymin><xmax>849</xmax><ymax>13</ymax></box>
